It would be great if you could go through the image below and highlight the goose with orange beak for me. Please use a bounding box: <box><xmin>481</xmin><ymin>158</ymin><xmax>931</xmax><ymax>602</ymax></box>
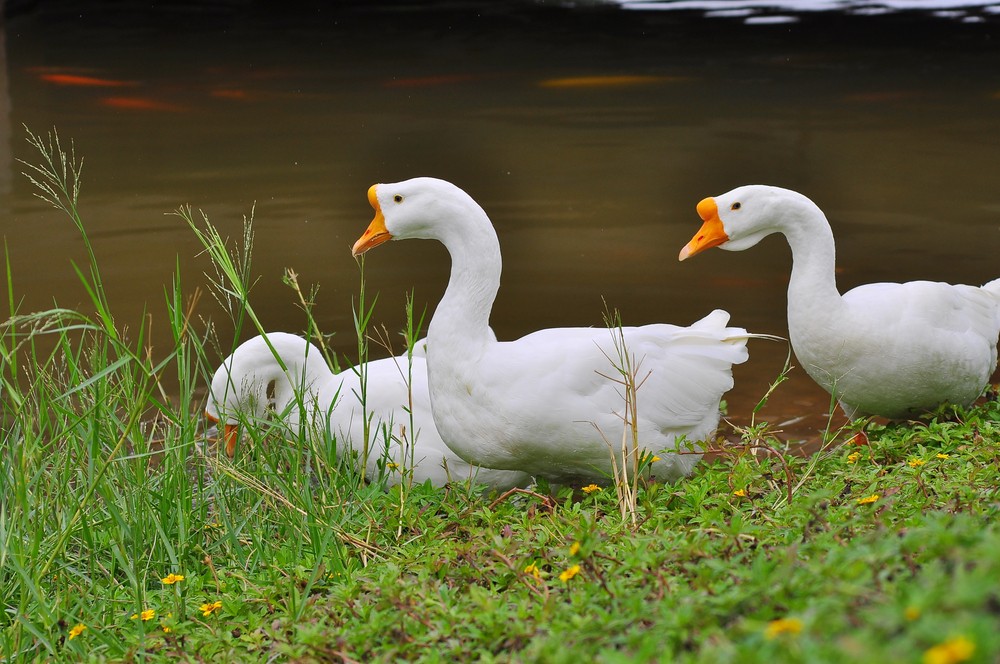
<box><xmin>352</xmin><ymin>177</ymin><xmax>753</xmax><ymax>486</ymax></box>
<box><xmin>679</xmin><ymin>184</ymin><xmax>1000</xmax><ymax>420</ymax></box>
<box><xmin>204</xmin><ymin>332</ymin><xmax>531</xmax><ymax>490</ymax></box>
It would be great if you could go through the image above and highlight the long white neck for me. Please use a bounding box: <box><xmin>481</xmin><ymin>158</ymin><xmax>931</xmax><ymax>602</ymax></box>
<box><xmin>426</xmin><ymin>203</ymin><xmax>502</xmax><ymax>358</ymax></box>
<box><xmin>777</xmin><ymin>197</ymin><xmax>844</xmax><ymax>321</ymax></box>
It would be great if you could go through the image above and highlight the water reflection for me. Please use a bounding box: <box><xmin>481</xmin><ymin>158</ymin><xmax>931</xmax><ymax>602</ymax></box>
<box><xmin>613</xmin><ymin>0</ymin><xmax>1000</xmax><ymax>22</ymax></box>
<box><xmin>0</xmin><ymin>14</ymin><xmax>10</xmax><ymax>209</ymax></box>
<box><xmin>3</xmin><ymin>3</ymin><xmax>1000</xmax><ymax>443</ymax></box>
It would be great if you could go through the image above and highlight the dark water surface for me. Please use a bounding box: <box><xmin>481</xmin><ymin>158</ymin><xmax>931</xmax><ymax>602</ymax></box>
<box><xmin>3</xmin><ymin>2</ymin><xmax>1000</xmax><ymax>444</ymax></box>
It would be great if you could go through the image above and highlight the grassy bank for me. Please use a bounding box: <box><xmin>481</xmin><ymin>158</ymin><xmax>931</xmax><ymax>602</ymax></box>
<box><xmin>2</xmin><ymin>131</ymin><xmax>999</xmax><ymax>663</ymax></box>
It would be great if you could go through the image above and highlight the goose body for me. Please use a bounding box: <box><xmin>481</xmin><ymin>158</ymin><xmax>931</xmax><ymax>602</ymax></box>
<box><xmin>205</xmin><ymin>332</ymin><xmax>531</xmax><ymax>490</ymax></box>
<box><xmin>352</xmin><ymin>177</ymin><xmax>752</xmax><ymax>485</ymax></box>
<box><xmin>679</xmin><ymin>185</ymin><xmax>1000</xmax><ymax>419</ymax></box>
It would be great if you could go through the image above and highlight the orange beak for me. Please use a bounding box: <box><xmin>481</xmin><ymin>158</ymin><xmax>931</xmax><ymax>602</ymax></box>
<box><xmin>678</xmin><ymin>197</ymin><xmax>729</xmax><ymax>261</ymax></box>
<box><xmin>223</xmin><ymin>424</ymin><xmax>239</xmax><ymax>458</ymax></box>
<box><xmin>351</xmin><ymin>185</ymin><xmax>392</xmax><ymax>256</ymax></box>
<box><xmin>205</xmin><ymin>411</ymin><xmax>240</xmax><ymax>458</ymax></box>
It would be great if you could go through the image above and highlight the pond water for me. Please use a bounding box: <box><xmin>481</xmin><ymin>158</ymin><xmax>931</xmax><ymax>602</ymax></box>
<box><xmin>3</xmin><ymin>2</ymin><xmax>1000</xmax><ymax>445</ymax></box>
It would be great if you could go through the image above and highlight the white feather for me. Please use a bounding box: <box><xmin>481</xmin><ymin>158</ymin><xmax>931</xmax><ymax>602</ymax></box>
<box><xmin>206</xmin><ymin>332</ymin><xmax>532</xmax><ymax>490</ymax></box>
<box><xmin>683</xmin><ymin>184</ymin><xmax>1000</xmax><ymax>419</ymax></box>
<box><xmin>356</xmin><ymin>177</ymin><xmax>752</xmax><ymax>485</ymax></box>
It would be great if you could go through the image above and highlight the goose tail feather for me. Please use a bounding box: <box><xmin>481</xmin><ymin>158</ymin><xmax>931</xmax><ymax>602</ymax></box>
<box><xmin>981</xmin><ymin>277</ymin><xmax>1000</xmax><ymax>301</ymax></box>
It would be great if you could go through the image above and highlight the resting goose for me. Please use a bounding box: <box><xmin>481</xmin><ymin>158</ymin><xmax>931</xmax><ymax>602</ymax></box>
<box><xmin>679</xmin><ymin>184</ymin><xmax>1000</xmax><ymax>420</ymax></box>
<box><xmin>205</xmin><ymin>332</ymin><xmax>531</xmax><ymax>490</ymax></box>
<box><xmin>351</xmin><ymin>177</ymin><xmax>752</xmax><ymax>485</ymax></box>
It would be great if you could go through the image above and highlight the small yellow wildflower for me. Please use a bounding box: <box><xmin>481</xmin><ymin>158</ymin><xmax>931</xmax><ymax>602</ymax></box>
<box><xmin>68</xmin><ymin>624</ymin><xmax>86</xmax><ymax>640</ymax></box>
<box><xmin>732</xmin><ymin>489</ymin><xmax>747</xmax><ymax>497</ymax></box>
<box><xmin>140</xmin><ymin>609</ymin><xmax>155</xmax><ymax>621</ymax></box>
<box><xmin>523</xmin><ymin>563</ymin><xmax>541</xmax><ymax>579</ymax></box>
<box><xmin>764</xmin><ymin>617</ymin><xmax>803</xmax><ymax>639</ymax></box>
<box><xmin>559</xmin><ymin>564</ymin><xmax>581</xmax><ymax>582</ymax></box>
<box><xmin>581</xmin><ymin>483</ymin><xmax>602</xmax><ymax>494</ymax></box>
<box><xmin>650</xmin><ymin>455</ymin><xmax>661</xmax><ymax>462</ymax></box>
<box><xmin>569</xmin><ymin>541</ymin><xmax>581</xmax><ymax>556</ymax></box>
<box><xmin>847</xmin><ymin>451</ymin><xmax>861</xmax><ymax>464</ymax></box>
<box><xmin>923</xmin><ymin>635</ymin><xmax>975</xmax><ymax>664</ymax></box>
<box><xmin>161</xmin><ymin>625</ymin><xmax>172</xmax><ymax>634</ymax></box>
<box><xmin>386</xmin><ymin>462</ymin><xmax>400</xmax><ymax>471</ymax></box>
<box><xmin>908</xmin><ymin>458</ymin><xmax>926</xmax><ymax>468</ymax></box>
<box><xmin>856</xmin><ymin>494</ymin><xmax>880</xmax><ymax>505</ymax></box>
<box><xmin>905</xmin><ymin>606</ymin><xmax>921</xmax><ymax>621</ymax></box>
<box><xmin>200</xmin><ymin>600</ymin><xmax>223</xmax><ymax>617</ymax></box>
<box><xmin>936</xmin><ymin>453</ymin><xmax>950</xmax><ymax>459</ymax></box>
<box><xmin>161</xmin><ymin>573</ymin><xmax>185</xmax><ymax>585</ymax></box>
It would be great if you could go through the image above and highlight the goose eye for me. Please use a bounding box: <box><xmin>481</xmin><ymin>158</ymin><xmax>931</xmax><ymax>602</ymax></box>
<box><xmin>393</xmin><ymin>194</ymin><xmax>404</xmax><ymax>204</ymax></box>
<box><xmin>730</xmin><ymin>202</ymin><xmax>741</xmax><ymax>211</ymax></box>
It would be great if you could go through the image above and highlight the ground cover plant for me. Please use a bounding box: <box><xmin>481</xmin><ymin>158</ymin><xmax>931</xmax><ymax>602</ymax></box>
<box><xmin>1</xmin><ymin>130</ymin><xmax>999</xmax><ymax>663</ymax></box>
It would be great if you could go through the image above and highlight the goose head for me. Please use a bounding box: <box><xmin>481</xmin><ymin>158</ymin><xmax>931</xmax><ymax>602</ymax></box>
<box><xmin>678</xmin><ymin>185</ymin><xmax>807</xmax><ymax>261</ymax></box>
<box><xmin>352</xmin><ymin>177</ymin><xmax>488</xmax><ymax>256</ymax></box>
<box><xmin>205</xmin><ymin>334</ymin><xmax>326</xmax><ymax>457</ymax></box>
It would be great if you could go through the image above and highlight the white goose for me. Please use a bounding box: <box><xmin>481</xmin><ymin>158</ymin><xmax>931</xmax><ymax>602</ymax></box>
<box><xmin>679</xmin><ymin>184</ymin><xmax>1000</xmax><ymax>420</ymax></box>
<box><xmin>351</xmin><ymin>177</ymin><xmax>752</xmax><ymax>486</ymax></box>
<box><xmin>205</xmin><ymin>332</ymin><xmax>531</xmax><ymax>490</ymax></box>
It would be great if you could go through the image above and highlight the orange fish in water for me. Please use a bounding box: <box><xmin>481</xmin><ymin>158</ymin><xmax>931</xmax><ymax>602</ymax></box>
<box><xmin>539</xmin><ymin>75</ymin><xmax>678</xmax><ymax>89</ymax></box>
<box><xmin>101</xmin><ymin>96</ymin><xmax>187</xmax><ymax>112</ymax></box>
<box><xmin>39</xmin><ymin>73</ymin><xmax>133</xmax><ymax>87</ymax></box>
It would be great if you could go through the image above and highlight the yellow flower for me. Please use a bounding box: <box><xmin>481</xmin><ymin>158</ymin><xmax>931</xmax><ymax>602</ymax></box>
<box><xmin>68</xmin><ymin>624</ymin><xmax>86</xmax><ymax>640</ymax></box>
<box><xmin>140</xmin><ymin>609</ymin><xmax>155</xmax><ymax>621</ymax></box>
<box><xmin>161</xmin><ymin>573</ymin><xmax>185</xmax><ymax>585</ymax></box>
<box><xmin>764</xmin><ymin>617</ymin><xmax>803</xmax><ymax>639</ymax></box>
<box><xmin>162</xmin><ymin>625</ymin><xmax>172</xmax><ymax>634</ymax></box>
<box><xmin>581</xmin><ymin>483</ymin><xmax>602</xmax><ymax>494</ymax></box>
<box><xmin>923</xmin><ymin>636</ymin><xmax>975</xmax><ymax>664</ymax></box>
<box><xmin>559</xmin><ymin>564</ymin><xmax>581</xmax><ymax>582</ymax></box>
<box><xmin>847</xmin><ymin>451</ymin><xmax>861</xmax><ymax>464</ymax></box>
<box><xmin>936</xmin><ymin>453</ymin><xmax>950</xmax><ymax>459</ymax></box>
<box><xmin>732</xmin><ymin>489</ymin><xmax>747</xmax><ymax>497</ymax></box>
<box><xmin>905</xmin><ymin>606</ymin><xmax>921</xmax><ymax>621</ymax></box>
<box><xmin>650</xmin><ymin>455</ymin><xmax>661</xmax><ymax>462</ymax></box>
<box><xmin>569</xmin><ymin>541</ymin><xmax>581</xmax><ymax>556</ymax></box>
<box><xmin>908</xmin><ymin>458</ymin><xmax>926</xmax><ymax>468</ymax></box>
<box><xmin>386</xmin><ymin>462</ymin><xmax>400</xmax><ymax>471</ymax></box>
<box><xmin>200</xmin><ymin>600</ymin><xmax>223</xmax><ymax>617</ymax></box>
<box><xmin>523</xmin><ymin>563</ymin><xmax>541</xmax><ymax>579</ymax></box>
<box><xmin>856</xmin><ymin>494</ymin><xmax>880</xmax><ymax>505</ymax></box>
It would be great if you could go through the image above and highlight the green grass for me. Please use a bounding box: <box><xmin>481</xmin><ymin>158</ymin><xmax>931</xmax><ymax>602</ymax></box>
<box><xmin>2</xmin><ymin>129</ymin><xmax>999</xmax><ymax>662</ymax></box>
